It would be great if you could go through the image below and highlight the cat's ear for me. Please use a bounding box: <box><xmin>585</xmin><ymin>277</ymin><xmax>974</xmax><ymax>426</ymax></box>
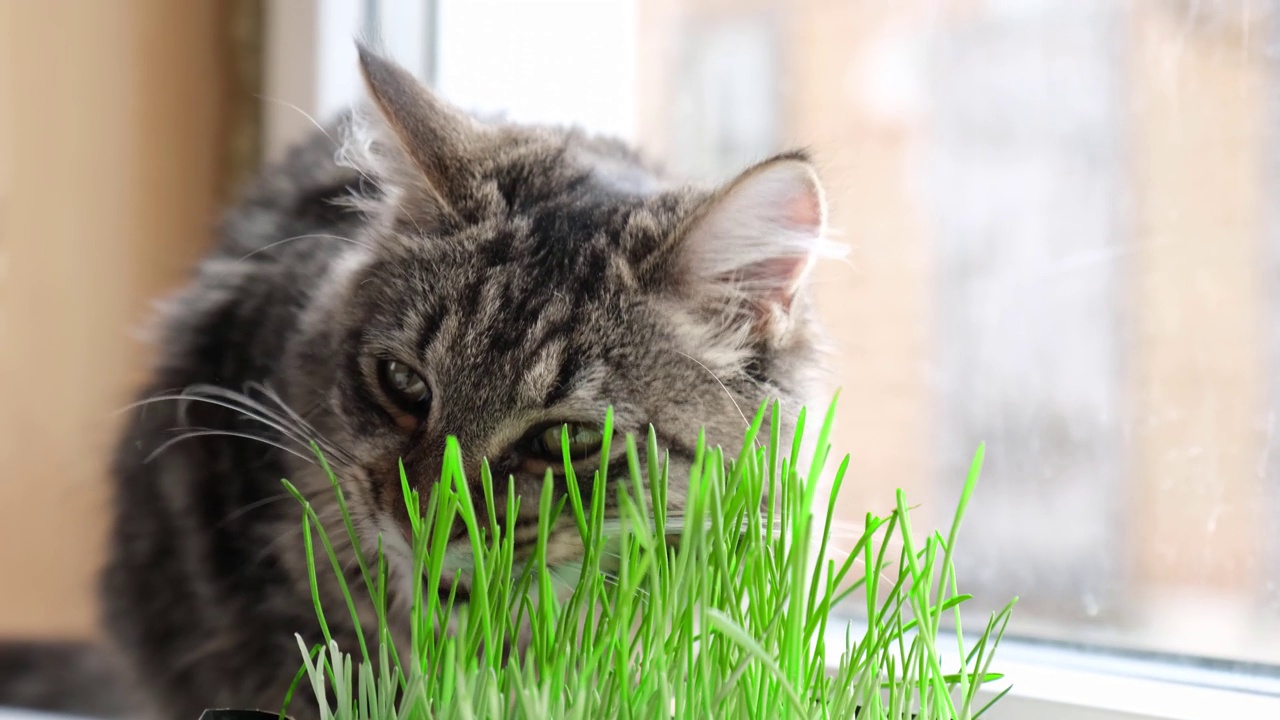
<box><xmin>676</xmin><ymin>153</ymin><xmax>836</xmax><ymax>334</ymax></box>
<box><xmin>353</xmin><ymin>43</ymin><xmax>476</xmax><ymax>219</ymax></box>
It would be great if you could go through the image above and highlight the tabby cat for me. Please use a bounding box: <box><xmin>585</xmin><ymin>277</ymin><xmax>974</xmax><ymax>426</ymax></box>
<box><xmin>0</xmin><ymin>46</ymin><xmax>834</xmax><ymax>719</ymax></box>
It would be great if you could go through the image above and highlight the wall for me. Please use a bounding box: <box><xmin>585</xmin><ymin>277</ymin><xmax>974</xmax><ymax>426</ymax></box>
<box><xmin>0</xmin><ymin>0</ymin><xmax>229</xmax><ymax>638</ymax></box>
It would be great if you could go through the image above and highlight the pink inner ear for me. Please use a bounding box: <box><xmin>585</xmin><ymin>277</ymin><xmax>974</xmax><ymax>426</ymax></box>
<box><xmin>783</xmin><ymin>187</ymin><xmax>824</xmax><ymax>234</ymax></box>
<box><xmin>753</xmin><ymin>256</ymin><xmax>809</xmax><ymax>308</ymax></box>
<box><xmin>682</xmin><ymin>157</ymin><xmax>828</xmax><ymax>323</ymax></box>
<box><xmin>757</xmin><ymin>177</ymin><xmax>823</xmax><ymax>308</ymax></box>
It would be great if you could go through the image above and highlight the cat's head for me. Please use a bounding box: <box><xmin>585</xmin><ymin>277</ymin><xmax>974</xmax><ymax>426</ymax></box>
<box><xmin>288</xmin><ymin>46</ymin><xmax>839</xmax><ymax>579</ymax></box>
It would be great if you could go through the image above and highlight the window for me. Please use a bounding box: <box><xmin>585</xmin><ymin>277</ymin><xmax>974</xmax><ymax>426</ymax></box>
<box><xmin>267</xmin><ymin>0</ymin><xmax>1280</xmax><ymax>715</ymax></box>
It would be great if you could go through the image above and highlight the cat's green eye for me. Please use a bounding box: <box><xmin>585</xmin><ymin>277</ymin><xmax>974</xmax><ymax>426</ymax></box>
<box><xmin>376</xmin><ymin>358</ymin><xmax>431</xmax><ymax>415</ymax></box>
<box><xmin>530</xmin><ymin>422</ymin><xmax>605</xmax><ymax>462</ymax></box>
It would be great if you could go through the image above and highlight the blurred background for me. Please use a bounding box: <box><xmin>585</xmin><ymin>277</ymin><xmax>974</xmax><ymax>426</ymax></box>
<box><xmin>2</xmin><ymin>0</ymin><xmax>1278</xmax><ymax>675</ymax></box>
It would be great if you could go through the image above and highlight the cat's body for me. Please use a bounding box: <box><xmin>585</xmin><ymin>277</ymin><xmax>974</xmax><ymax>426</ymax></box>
<box><xmin>100</xmin><ymin>120</ymin><xmax>382</xmax><ymax>720</ymax></box>
<box><xmin>0</xmin><ymin>48</ymin><xmax>833</xmax><ymax>719</ymax></box>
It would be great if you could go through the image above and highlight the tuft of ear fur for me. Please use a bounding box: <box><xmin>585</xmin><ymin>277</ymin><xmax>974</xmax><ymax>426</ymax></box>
<box><xmin>676</xmin><ymin>154</ymin><xmax>841</xmax><ymax>335</ymax></box>
<box><xmin>344</xmin><ymin>43</ymin><xmax>480</xmax><ymax>227</ymax></box>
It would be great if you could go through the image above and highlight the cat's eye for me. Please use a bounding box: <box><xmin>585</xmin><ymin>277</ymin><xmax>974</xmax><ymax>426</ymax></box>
<box><xmin>376</xmin><ymin>358</ymin><xmax>432</xmax><ymax>415</ymax></box>
<box><xmin>528</xmin><ymin>422</ymin><xmax>605</xmax><ymax>462</ymax></box>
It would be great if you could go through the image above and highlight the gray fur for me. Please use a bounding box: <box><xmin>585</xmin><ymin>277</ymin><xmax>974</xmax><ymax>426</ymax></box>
<box><xmin>0</xmin><ymin>47</ymin><xmax>830</xmax><ymax>720</ymax></box>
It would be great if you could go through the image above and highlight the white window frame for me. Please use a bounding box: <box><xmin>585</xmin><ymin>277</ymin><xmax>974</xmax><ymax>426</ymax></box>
<box><xmin>258</xmin><ymin>3</ymin><xmax>1280</xmax><ymax>719</ymax></box>
<box><xmin>263</xmin><ymin>0</ymin><xmax>437</xmax><ymax>161</ymax></box>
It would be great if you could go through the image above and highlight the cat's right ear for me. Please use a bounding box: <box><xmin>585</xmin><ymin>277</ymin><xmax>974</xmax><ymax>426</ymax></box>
<box><xmin>352</xmin><ymin>43</ymin><xmax>477</xmax><ymax>223</ymax></box>
<box><xmin>666</xmin><ymin>153</ymin><xmax>842</xmax><ymax>342</ymax></box>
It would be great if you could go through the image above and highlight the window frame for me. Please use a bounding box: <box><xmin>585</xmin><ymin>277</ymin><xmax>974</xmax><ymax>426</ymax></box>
<box><xmin>262</xmin><ymin>0</ymin><xmax>437</xmax><ymax>160</ymax></box>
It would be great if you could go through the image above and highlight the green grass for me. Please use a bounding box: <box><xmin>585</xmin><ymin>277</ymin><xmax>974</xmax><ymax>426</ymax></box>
<box><xmin>282</xmin><ymin>399</ymin><xmax>1016</xmax><ymax>719</ymax></box>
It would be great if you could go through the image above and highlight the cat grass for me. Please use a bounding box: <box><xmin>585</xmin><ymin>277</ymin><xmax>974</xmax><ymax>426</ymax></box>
<box><xmin>282</xmin><ymin>399</ymin><xmax>1016</xmax><ymax>719</ymax></box>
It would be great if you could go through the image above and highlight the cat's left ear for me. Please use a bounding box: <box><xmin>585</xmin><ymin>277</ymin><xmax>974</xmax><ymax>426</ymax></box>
<box><xmin>675</xmin><ymin>153</ymin><xmax>836</xmax><ymax>333</ymax></box>
<box><xmin>352</xmin><ymin>43</ymin><xmax>477</xmax><ymax>224</ymax></box>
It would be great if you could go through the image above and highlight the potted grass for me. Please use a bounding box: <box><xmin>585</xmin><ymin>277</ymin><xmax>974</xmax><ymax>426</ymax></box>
<box><xmin>230</xmin><ymin>399</ymin><xmax>1014</xmax><ymax>719</ymax></box>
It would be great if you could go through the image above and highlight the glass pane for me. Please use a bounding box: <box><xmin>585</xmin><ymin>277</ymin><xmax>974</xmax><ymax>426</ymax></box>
<box><xmin>627</xmin><ymin>0</ymin><xmax>1280</xmax><ymax>666</ymax></box>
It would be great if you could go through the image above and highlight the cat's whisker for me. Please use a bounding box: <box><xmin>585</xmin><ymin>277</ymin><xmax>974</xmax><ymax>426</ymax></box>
<box><xmin>256</xmin><ymin>524</ymin><xmax>309</xmax><ymax>562</ymax></box>
<box><xmin>336</xmin><ymin>554</ymin><xmax>368</xmax><ymax>582</ymax></box>
<box><xmin>144</xmin><ymin>429</ymin><xmax>318</xmax><ymax>467</ymax></box>
<box><xmin>237</xmin><ymin>233</ymin><xmax>371</xmax><ymax>262</ymax></box>
<box><xmin>203</xmin><ymin>396</ymin><xmax>346</xmax><ymax>467</ymax></box>
<box><xmin>217</xmin><ymin>491</ymin><xmax>306</xmax><ymax>526</ymax></box>
<box><xmin>186</xmin><ymin>384</ymin><xmax>323</xmax><ymax>442</ymax></box>
<box><xmin>256</xmin><ymin>502</ymin><xmax>356</xmax><ymax>562</ymax></box>
<box><xmin>145</xmin><ymin>386</ymin><xmax>359</xmax><ymax>470</ymax></box>
<box><xmin>545</xmin><ymin>566</ymin><xmax>577</xmax><ymax>592</ymax></box>
<box><xmin>674</xmin><ymin>350</ymin><xmax>750</xmax><ymax>430</ymax></box>
<box><xmin>242</xmin><ymin>382</ymin><xmax>356</xmax><ymax>466</ymax></box>
<box><xmin>122</xmin><ymin>393</ymin><xmax>319</xmax><ymax>458</ymax></box>
<box><xmin>258</xmin><ymin>96</ymin><xmax>334</xmax><ymax>143</ymax></box>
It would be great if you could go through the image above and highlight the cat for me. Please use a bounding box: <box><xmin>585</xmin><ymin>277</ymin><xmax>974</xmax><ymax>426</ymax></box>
<box><xmin>0</xmin><ymin>45</ymin><xmax>835</xmax><ymax>720</ymax></box>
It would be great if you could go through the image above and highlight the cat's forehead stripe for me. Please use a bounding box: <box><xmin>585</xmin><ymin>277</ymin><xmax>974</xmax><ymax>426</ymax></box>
<box><xmin>518</xmin><ymin>338</ymin><xmax>564</xmax><ymax>406</ymax></box>
<box><xmin>544</xmin><ymin>352</ymin><xmax>584</xmax><ymax>408</ymax></box>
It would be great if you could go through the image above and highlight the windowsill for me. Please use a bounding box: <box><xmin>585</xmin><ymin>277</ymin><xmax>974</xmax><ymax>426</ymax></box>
<box><xmin>821</xmin><ymin>618</ymin><xmax>1280</xmax><ymax>720</ymax></box>
<box><xmin>975</xmin><ymin>639</ymin><xmax>1280</xmax><ymax>719</ymax></box>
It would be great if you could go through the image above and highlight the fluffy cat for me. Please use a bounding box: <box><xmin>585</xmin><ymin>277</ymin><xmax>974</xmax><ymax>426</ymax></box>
<box><xmin>0</xmin><ymin>45</ymin><xmax>834</xmax><ymax>719</ymax></box>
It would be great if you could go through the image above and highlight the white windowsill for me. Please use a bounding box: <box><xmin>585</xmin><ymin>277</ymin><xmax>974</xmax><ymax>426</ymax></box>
<box><xmin>818</xmin><ymin>625</ymin><xmax>1280</xmax><ymax>720</ymax></box>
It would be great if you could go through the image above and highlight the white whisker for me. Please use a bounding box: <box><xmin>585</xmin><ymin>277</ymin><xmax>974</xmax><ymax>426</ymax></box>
<box><xmin>123</xmin><ymin>394</ymin><xmax>313</xmax><ymax>453</ymax></box>
<box><xmin>674</xmin><ymin>350</ymin><xmax>750</xmax><ymax>430</ymax></box>
<box><xmin>218</xmin><ymin>491</ymin><xmax>311</xmax><ymax>526</ymax></box>
<box><xmin>258</xmin><ymin>96</ymin><xmax>334</xmax><ymax>141</ymax></box>
<box><xmin>144</xmin><ymin>429</ymin><xmax>317</xmax><ymax>466</ymax></box>
<box><xmin>238</xmin><ymin>233</ymin><xmax>371</xmax><ymax>262</ymax></box>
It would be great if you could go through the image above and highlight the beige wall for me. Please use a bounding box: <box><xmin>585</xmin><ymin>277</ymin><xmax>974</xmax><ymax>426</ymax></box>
<box><xmin>0</xmin><ymin>0</ymin><xmax>227</xmax><ymax>638</ymax></box>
